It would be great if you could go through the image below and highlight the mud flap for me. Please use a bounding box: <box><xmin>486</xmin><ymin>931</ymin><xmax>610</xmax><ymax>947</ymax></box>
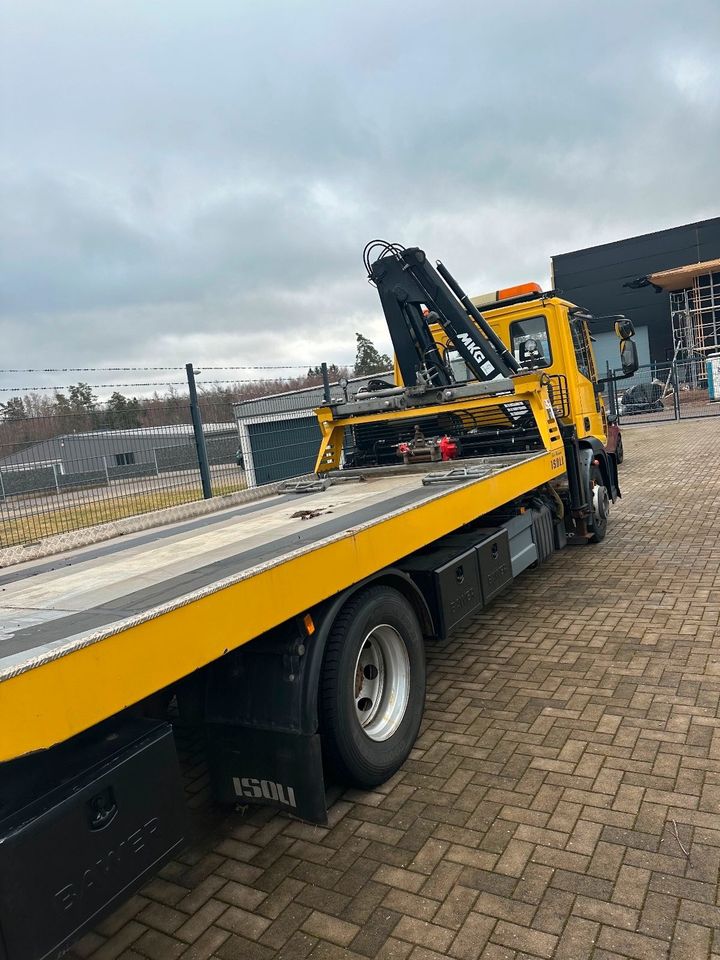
<box><xmin>206</xmin><ymin>726</ymin><xmax>328</xmax><ymax>825</ymax></box>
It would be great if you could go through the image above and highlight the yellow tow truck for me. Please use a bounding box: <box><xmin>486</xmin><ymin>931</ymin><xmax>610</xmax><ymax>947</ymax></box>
<box><xmin>0</xmin><ymin>241</ymin><xmax>638</xmax><ymax>960</ymax></box>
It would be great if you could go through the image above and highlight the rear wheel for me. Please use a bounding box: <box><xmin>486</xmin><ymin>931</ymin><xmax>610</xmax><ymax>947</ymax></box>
<box><xmin>320</xmin><ymin>586</ymin><xmax>426</xmax><ymax>788</ymax></box>
<box><xmin>589</xmin><ymin>465</ymin><xmax>609</xmax><ymax>543</ymax></box>
<box><xmin>615</xmin><ymin>436</ymin><xmax>624</xmax><ymax>464</ymax></box>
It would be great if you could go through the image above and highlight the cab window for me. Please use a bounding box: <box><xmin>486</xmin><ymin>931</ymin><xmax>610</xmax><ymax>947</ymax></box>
<box><xmin>570</xmin><ymin>318</ymin><xmax>594</xmax><ymax>380</ymax></box>
<box><xmin>510</xmin><ymin>316</ymin><xmax>552</xmax><ymax>369</ymax></box>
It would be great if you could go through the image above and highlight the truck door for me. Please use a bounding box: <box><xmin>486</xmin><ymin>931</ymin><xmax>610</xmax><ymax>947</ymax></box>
<box><xmin>565</xmin><ymin>312</ymin><xmax>607</xmax><ymax>439</ymax></box>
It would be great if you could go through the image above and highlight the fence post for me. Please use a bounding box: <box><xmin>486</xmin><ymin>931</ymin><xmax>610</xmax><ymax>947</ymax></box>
<box><xmin>321</xmin><ymin>362</ymin><xmax>331</xmax><ymax>404</ymax></box>
<box><xmin>671</xmin><ymin>362</ymin><xmax>681</xmax><ymax>420</ymax></box>
<box><xmin>102</xmin><ymin>456</ymin><xmax>110</xmax><ymax>486</ymax></box>
<box><xmin>0</xmin><ymin>471</ymin><xmax>5</xmax><ymax>502</ymax></box>
<box><xmin>153</xmin><ymin>448</ymin><xmax>160</xmax><ymax>477</ymax></box>
<box><xmin>186</xmin><ymin>362</ymin><xmax>213</xmax><ymax>499</ymax></box>
<box><xmin>52</xmin><ymin>462</ymin><xmax>60</xmax><ymax>496</ymax></box>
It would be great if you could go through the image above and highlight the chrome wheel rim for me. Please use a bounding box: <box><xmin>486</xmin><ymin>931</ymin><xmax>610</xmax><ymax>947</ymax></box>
<box><xmin>353</xmin><ymin>624</ymin><xmax>410</xmax><ymax>742</ymax></box>
<box><xmin>593</xmin><ymin>482</ymin><xmax>609</xmax><ymax>521</ymax></box>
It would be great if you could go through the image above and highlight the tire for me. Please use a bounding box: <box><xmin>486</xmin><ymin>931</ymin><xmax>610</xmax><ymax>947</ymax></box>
<box><xmin>615</xmin><ymin>436</ymin><xmax>624</xmax><ymax>465</ymax></box>
<box><xmin>589</xmin><ymin>465</ymin><xmax>609</xmax><ymax>543</ymax></box>
<box><xmin>320</xmin><ymin>586</ymin><xmax>426</xmax><ymax>788</ymax></box>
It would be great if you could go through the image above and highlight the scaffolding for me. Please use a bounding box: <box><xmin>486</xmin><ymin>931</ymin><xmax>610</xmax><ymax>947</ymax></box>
<box><xmin>649</xmin><ymin>260</ymin><xmax>720</xmax><ymax>389</ymax></box>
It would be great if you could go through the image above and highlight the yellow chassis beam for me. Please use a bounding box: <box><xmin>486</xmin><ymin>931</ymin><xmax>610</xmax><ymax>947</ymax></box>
<box><xmin>0</xmin><ymin>449</ymin><xmax>564</xmax><ymax>762</ymax></box>
<box><xmin>314</xmin><ymin>373</ymin><xmax>563</xmax><ymax>472</ymax></box>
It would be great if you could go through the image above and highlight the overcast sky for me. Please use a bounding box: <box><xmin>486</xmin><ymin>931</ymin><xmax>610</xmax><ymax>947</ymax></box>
<box><xmin>1</xmin><ymin>0</ymin><xmax>718</xmax><ymax>394</ymax></box>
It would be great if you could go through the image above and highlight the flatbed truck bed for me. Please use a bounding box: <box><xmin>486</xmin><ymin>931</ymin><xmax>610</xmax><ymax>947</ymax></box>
<box><xmin>0</xmin><ymin>449</ymin><xmax>554</xmax><ymax>763</ymax></box>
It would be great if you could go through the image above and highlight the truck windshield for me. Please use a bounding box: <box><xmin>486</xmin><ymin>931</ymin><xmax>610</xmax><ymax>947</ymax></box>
<box><xmin>509</xmin><ymin>316</ymin><xmax>552</xmax><ymax>369</ymax></box>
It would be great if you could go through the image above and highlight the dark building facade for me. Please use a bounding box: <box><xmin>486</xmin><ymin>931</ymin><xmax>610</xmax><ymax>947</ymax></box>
<box><xmin>552</xmin><ymin>217</ymin><xmax>720</xmax><ymax>365</ymax></box>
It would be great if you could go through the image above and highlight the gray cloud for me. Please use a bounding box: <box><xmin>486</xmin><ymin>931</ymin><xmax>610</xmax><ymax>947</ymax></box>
<box><xmin>1</xmin><ymin>0</ymin><xmax>718</xmax><ymax>391</ymax></box>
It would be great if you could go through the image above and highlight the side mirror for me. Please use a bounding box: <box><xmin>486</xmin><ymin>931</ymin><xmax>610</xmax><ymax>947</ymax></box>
<box><xmin>620</xmin><ymin>339</ymin><xmax>639</xmax><ymax>377</ymax></box>
<box><xmin>614</xmin><ymin>318</ymin><xmax>635</xmax><ymax>340</ymax></box>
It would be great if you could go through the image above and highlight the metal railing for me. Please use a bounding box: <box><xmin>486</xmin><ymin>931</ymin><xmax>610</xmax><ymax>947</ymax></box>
<box><xmin>0</xmin><ymin>400</ymin><xmax>245</xmax><ymax>549</ymax></box>
<box><xmin>0</xmin><ymin>363</ymin><xmax>347</xmax><ymax>549</ymax></box>
<box><xmin>606</xmin><ymin>360</ymin><xmax>720</xmax><ymax>424</ymax></box>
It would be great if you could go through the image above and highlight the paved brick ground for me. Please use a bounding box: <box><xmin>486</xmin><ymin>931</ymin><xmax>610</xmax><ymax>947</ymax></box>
<box><xmin>71</xmin><ymin>418</ymin><xmax>720</xmax><ymax>960</ymax></box>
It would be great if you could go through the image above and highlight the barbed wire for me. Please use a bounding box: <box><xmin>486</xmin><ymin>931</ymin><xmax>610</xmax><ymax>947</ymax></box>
<box><xmin>0</xmin><ymin>364</ymin><xmax>323</xmax><ymax>373</ymax></box>
<box><xmin>202</xmin><ymin>365</ymin><xmax>325</xmax><ymax>371</ymax></box>
<box><xmin>0</xmin><ymin>382</ymin><xmax>187</xmax><ymax>392</ymax></box>
<box><xmin>0</xmin><ymin>368</ymin><xmax>184</xmax><ymax>373</ymax></box>
<box><xmin>0</xmin><ymin>375</ymin><xmax>334</xmax><ymax>393</ymax></box>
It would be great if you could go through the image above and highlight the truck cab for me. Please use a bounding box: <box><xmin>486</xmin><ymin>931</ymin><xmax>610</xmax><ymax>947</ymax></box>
<box><xmin>424</xmin><ymin>284</ymin><xmax>612</xmax><ymax>445</ymax></box>
<box><xmin>370</xmin><ymin>269</ymin><xmax>637</xmax><ymax>537</ymax></box>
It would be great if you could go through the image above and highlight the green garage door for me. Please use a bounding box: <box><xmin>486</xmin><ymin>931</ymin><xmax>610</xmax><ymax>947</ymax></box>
<box><xmin>248</xmin><ymin>416</ymin><xmax>322</xmax><ymax>486</ymax></box>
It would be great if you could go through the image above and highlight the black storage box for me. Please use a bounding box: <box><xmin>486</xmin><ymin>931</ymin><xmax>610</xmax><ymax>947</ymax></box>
<box><xmin>400</xmin><ymin>544</ymin><xmax>483</xmax><ymax>637</ymax></box>
<box><xmin>434</xmin><ymin>527</ymin><xmax>513</xmax><ymax>605</ymax></box>
<box><xmin>0</xmin><ymin>719</ymin><xmax>188</xmax><ymax>960</ymax></box>
<box><xmin>474</xmin><ymin>528</ymin><xmax>513</xmax><ymax>603</ymax></box>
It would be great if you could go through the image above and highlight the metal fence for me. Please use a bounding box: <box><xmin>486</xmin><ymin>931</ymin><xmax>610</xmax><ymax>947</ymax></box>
<box><xmin>0</xmin><ymin>398</ymin><xmax>245</xmax><ymax>549</ymax></box>
<box><xmin>606</xmin><ymin>360</ymin><xmax>720</xmax><ymax>425</ymax></box>
<box><xmin>0</xmin><ymin>363</ymin><xmax>354</xmax><ymax>550</ymax></box>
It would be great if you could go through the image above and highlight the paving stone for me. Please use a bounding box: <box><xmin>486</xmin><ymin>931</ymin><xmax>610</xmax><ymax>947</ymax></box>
<box><xmin>531</xmin><ymin>888</ymin><xmax>574</xmax><ymax>936</ymax></box>
<box><xmin>215</xmin><ymin>933</ymin><xmax>276</xmax><ymax>960</ymax></box>
<box><xmin>349</xmin><ymin>907</ymin><xmax>402</xmax><ymax>957</ymax></box>
<box><xmin>419</xmin><ymin>861</ymin><xmax>464</xmax><ymax>901</ymax></box>
<box><xmin>493</xmin><ymin>839</ymin><xmax>534</xmax><ymax>878</ymax></box>
<box><xmin>433</xmin><ymin>885</ymin><xmax>478</xmax><ymax>930</ymax></box>
<box><xmin>174</xmin><ymin>899</ymin><xmax>227</xmax><ymax>944</ymax></box>
<box><xmin>71</xmin><ymin>932</ymin><xmax>106</xmax><ymax>958</ymax></box>
<box><xmin>136</xmin><ymin>901</ymin><xmax>186</xmax><ymax>936</ymax></box>
<box><xmin>383</xmin><ymin>888</ymin><xmax>439</xmax><ymax>922</ymax></box>
<box><xmin>393</xmin><ymin>916</ymin><xmax>455</xmax><ymax>953</ymax></box>
<box><xmin>612</xmin><ymin>864</ymin><xmax>650</xmax><ymax>909</ymax></box>
<box><xmin>216</xmin><ymin>904</ymin><xmax>271</xmax><ymax>941</ymax></box>
<box><xmin>259</xmin><ymin>902</ymin><xmax>312</xmax><ymax>950</ymax></box>
<box><xmin>86</xmin><ymin>923</ymin><xmax>145</xmax><ymax>960</ymax></box>
<box><xmin>178</xmin><ymin>926</ymin><xmax>230</xmax><ymax>960</ymax></box>
<box><xmin>133</xmin><ymin>928</ymin><xmax>186</xmax><ymax>960</ymax></box>
<box><xmin>373</xmin><ymin>864</ymin><xmax>426</xmax><ymax>893</ymax></box>
<box><xmin>300</xmin><ymin>910</ymin><xmax>361</xmax><ymax>947</ymax></box>
<box><xmin>669</xmin><ymin>920</ymin><xmax>712</xmax><ymax>960</ymax></box>
<box><xmin>490</xmin><ymin>919</ymin><xmax>557</xmax><ymax>959</ymax></box>
<box><xmin>341</xmin><ymin>878</ymin><xmax>389</xmax><ymax>925</ymax></box>
<box><xmin>596</xmin><ymin>925</ymin><xmax>670</xmax><ymax>960</ymax></box>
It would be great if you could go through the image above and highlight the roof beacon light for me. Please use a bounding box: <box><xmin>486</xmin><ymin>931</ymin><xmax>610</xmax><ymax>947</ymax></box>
<box><xmin>473</xmin><ymin>282</ymin><xmax>542</xmax><ymax>309</ymax></box>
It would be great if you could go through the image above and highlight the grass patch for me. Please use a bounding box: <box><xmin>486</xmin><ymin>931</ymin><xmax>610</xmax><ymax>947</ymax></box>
<box><xmin>1</xmin><ymin>478</ymin><xmax>247</xmax><ymax>548</ymax></box>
